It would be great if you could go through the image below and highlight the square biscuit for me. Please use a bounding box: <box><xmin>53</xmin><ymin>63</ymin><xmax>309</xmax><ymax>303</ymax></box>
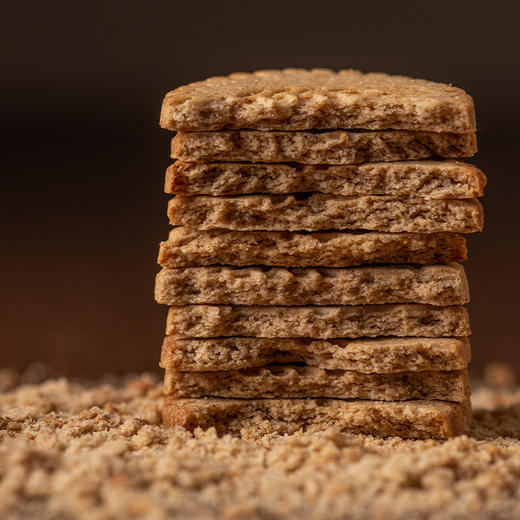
<box><xmin>163</xmin><ymin>366</ymin><xmax>470</xmax><ymax>402</ymax></box>
<box><xmin>171</xmin><ymin>130</ymin><xmax>477</xmax><ymax>165</ymax></box>
<box><xmin>160</xmin><ymin>337</ymin><xmax>471</xmax><ymax>373</ymax></box>
<box><xmin>165</xmin><ymin>160</ymin><xmax>486</xmax><ymax>198</ymax></box>
<box><xmin>158</xmin><ymin>228</ymin><xmax>468</xmax><ymax>268</ymax></box>
<box><xmin>167</xmin><ymin>194</ymin><xmax>483</xmax><ymax>233</ymax></box>
<box><xmin>155</xmin><ymin>264</ymin><xmax>470</xmax><ymax>307</ymax></box>
<box><xmin>165</xmin><ymin>304</ymin><xmax>471</xmax><ymax>339</ymax></box>
<box><xmin>160</xmin><ymin>69</ymin><xmax>476</xmax><ymax>133</ymax></box>
<box><xmin>163</xmin><ymin>397</ymin><xmax>473</xmax><ymax>439</ymax></box>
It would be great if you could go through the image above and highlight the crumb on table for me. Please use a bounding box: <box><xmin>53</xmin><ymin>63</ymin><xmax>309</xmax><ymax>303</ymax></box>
<box><xmin>1</xmin><ymin>370</ymin><xmax>520</xmax><ymax>519</ymax></box>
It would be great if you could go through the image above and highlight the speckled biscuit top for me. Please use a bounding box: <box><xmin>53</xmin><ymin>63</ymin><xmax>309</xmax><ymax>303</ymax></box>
<box><xmin>160</xmin><ymin>68</ymin><xmax>476</xmax><ymax>132</ymax></box>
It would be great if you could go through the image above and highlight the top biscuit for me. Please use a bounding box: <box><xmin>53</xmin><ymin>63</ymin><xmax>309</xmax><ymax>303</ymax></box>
<box><xmin>160</xmin><ymin>69</ymin><xmax>476</xmax><ymax>132</ymax></box>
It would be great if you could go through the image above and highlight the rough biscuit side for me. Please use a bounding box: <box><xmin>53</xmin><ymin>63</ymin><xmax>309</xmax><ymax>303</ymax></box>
<box><xmin>167</xmin><ymin>194</ymin><xmax>483</xmax><ymax>233</ymax></box>
<box><xmin>165</xmin><ymin>160</ymin><xmax>487</xmax><ymax>198</ymax></box>
<box><xmin>160</xmin><ymin>336</ymin><xmax>471</xmax><ymax>372</ymax></box>
<box><xmin>171</xmin><ymin>130</ymin><xmax>477</xmax><ymax>164</ymax></box>
<box><xmin>163</xmin><ymin>397</ymin><xmax>472</xmax><ymax>439</ymax></box>
<box><xmin>164</xmin><ymin>366</ymin><xmax>470</xmax><ymax>402</ymax></box>
<box><xmin>155</xmin><ymin>264</ymin><xmax>470</xmax><ymax>306</ymax></box>
<box><xmin>160</xmin><ymin>69</ymin><xmax>476</xmax><ymax>133</ymax></box>
<box><xmin>158</xmin><ymin>228</ymin><xmax>468</xmax><ymax>268</ymax></box>
<box><xmin>165</xmin><ymin>304</ymin><xmax>471</xmax><ymax>338</ymax></box>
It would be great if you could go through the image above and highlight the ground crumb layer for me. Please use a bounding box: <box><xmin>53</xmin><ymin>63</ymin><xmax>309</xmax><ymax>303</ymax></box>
<box><xmin>165</xmin><ymin>160</ymin><xmax>486</xmax><ymax>198</ymax></box>
<box><xmin>167</xmin><ymin>194</ymin><xmax>483</xmax><ymax>233</ymax></box>
<box><xmin>171</xmin><ymin>130</ymin><xmax>477</xmax><ymax>164</ymax></box>
<box><xmin>155</xmin><ymin>264</ymin><xmax>470</xmax><ymax>306</ymax></box>
<box><xmin>2</xmin><ymin>372</ymin><xmax>520</xmax><ymax>519</ymax></box>
<box><xmin>160</xmin><ymin>337</ymin><xmax>471</xmax><ymax>372</ymax></box>
<box><xmin>159</xmin><ymin>69</ymin><xmax>476</xmax><ymax>133</ymax></box>
<box><xmin>158</xmin><ymin>228</ymin><xmax>468</xmax><ymax>268</ymax></box>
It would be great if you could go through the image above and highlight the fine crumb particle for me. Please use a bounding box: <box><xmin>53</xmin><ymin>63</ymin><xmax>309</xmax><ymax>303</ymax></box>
<box><xmin>2</xmin><ymin>370</ymin><xmax>520</xmax><ymax>519</ymax></box>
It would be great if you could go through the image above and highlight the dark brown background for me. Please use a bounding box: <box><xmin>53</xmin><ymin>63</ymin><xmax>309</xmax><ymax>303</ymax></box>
<box><xmin>1</xmin><ymin>1</ymin><xmax>518</xmax><ymax>377</ymax></box>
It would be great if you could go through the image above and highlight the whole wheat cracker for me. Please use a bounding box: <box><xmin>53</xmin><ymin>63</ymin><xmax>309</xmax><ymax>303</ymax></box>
<box><xmin>158</xmin><ymin>228</ymin><xmax>467</xmax><ymax>268</ymax></box>
<box><xmin>165</xmin><ymin>304</ymin><xmax>471</xmax><ymax>339</ymax></box>
<box><xmin>160</xmin><ymin>68</ymin><xmax>476</xmax><ymax>133</ymax></box>
<box><xmin>163</xmin><ymin>366</ymin><xmax>470</xmax><ymax>402</ymax></box>
<box><xmin>165</xmin><ymin>159</ymin><xmax>486</xmax><ymax>198</ymax></box>
<box><xmin>164</xmin><ymin>397</ymin><xmax>472</xmax><ymax>439</ymax></box>
<box><xmin>167</xmin><ymin>194</ymin><xmax>483</xmax><ymax>233</ymax></box>
<box><xmin>160</xmin><ymin>336</ymin><xmax>471</xmax><ymax>372</ymax></box>
<box><xmin>155</xmin><ymin>264</ymin><xmax>470</xmax><ymax>306</ymax></box>
<box><xmin>171</xmin><ymin>130</ymin><xmax>477</xmax><ymax>164</ymax></box>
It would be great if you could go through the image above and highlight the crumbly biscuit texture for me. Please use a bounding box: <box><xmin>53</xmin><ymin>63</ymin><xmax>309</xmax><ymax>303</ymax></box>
<box><xmin>164</xmin><ymin>397</ymin><xmax>472</xmax><ymax>439</ymax></box>
<box><xmin>168</xmin><ymin>194</ymin><xmax>483</xmax><ymax>233</ymax></box>
<box><xmin>171</xmin><ymin>130</ymin><xmax>477</xmax><ymax>164</ymax></box>
<box><xmin>165</xmin><ymin>160</ymin><xmax>486</xmax><ymax>198</ymax></box>
<box><xmin>164</xmin><ymin>366</ymin><xmax>470</xmax><ymax>402</ymax></box>
<box><xmin>160</xmin><ymin>336</ymin><xmax>471</xmax><ymax>372</ymax></box>
<box><xmin>160</xmin><ymin>69</ymin><xmax>476</xmax><ymax>133</ymax></box>
<box><xmin>155</xmin><ymin>264</ymin><xmax>470</xmax><ymax>306</ymax></box>
<box><xmin>165</xmin><ymin>304</ymin><xmax>471</xmax><ymax>338</ymax></box>
<box><xmin>5</xmin><ymin>372</ymin><xmax>520</xmax><ymax>519</ymax></box>
<box><xmin>158</xmin><ymin>228</ymin><xmax>468</xmax><ymax>268</ymax></box>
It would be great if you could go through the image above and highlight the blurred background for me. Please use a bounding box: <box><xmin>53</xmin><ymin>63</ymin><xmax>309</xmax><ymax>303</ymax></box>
<box><xmin>1</xmin><ymin>1</ymin><xmax>518</xmax><ymax>377</ymax></box>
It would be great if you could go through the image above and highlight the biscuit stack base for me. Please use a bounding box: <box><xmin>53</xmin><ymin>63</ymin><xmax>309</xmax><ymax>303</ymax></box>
<box><xmin>156</xmin><ymin>69</ymin><xmax>485</xmax><ymax>439</ymax></box>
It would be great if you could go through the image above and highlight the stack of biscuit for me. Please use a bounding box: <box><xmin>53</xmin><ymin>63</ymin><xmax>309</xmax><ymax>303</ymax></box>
<box><xmin>156</xmin><ymin>69</ymin><xmax>485</xmax><ymax>439</ymax></box>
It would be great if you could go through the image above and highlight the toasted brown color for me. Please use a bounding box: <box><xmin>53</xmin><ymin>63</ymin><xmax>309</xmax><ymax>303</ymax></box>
<box><xmin>165</xmin><ymin>304</ymin><xmax>471</xmax><ymax>338</ymax></box>
<box><xmin>167</xmin><ymin>194</ymin><xmax>483</xmax><ymax>233</ymax></box>
<box><xmin>160</xmin><ymin>69</ymin><xmax>476</xmax><ymax>133</ymax></box>
<box><xmin>158</xmin><ymin>228</ymin><xmax>467</xmax><ymax>268</ymax></box>
<box><xmin>164</xmin><ymin>397</ymin><xmax>472</xmax><ymax>439</ymax></box>
<box><xmin>165</xmin><ymin>160</ymin><xmax>487</xmax><ymax>198</ymax></box>
<box><xmin>160</xmin><ymin>336</ymin><xmax>471</xmax><ymax>372</ymax></box>
<box><xmin>171</xmin><ymin>130</ymin><xmax>477</xmax><ymax>164</ymax></box>
<box><xmin>155</xmin><ymin>264</ymin><xmax>469</xmax><ymax>306</ymax></box>
<box><xmin>164</xmin><ymin>366</ymin><xmax>470</xmax><ymax>402</ymax></box>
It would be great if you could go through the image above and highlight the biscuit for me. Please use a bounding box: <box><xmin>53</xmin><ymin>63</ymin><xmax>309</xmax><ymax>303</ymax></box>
<box><xmin>155</xmin><ymin>264</ymin><xmax>469</xmax><ymax>306</ymax></box>
<box><xmin>158</xmin><ymin>228</ymin><xmax>467</xmax><ymax>268</ymax></box>
<box><xmin>165</xmin><ymin>160</ymin><xmax>486</xmax><ymax>198</ymax></box>
<box><xmin>165</xmin><ymin>304</ymin><xmax>471</xmax><ymax>338</ymax></box>
<box><xmin>160</xmin><ymin>69</ymin><xmax>476</xmax><ymax>133</ymax></box>
<box><xmin>167</xmin><ymin>194</ymin><xmax>483</xmax><ymax>233</ymax></box>
<box><xmin>164</xmin><ymin>366</ymin><xmax>470</xmax><ymax>402</ymax></box>
<box><xmin>160</xmin><ymin>336</ymin><xmax>471</xmax><ymax>372</ymax></box>
<box><xmin>171</xmin><ymin>130</ymin><xmax>477</xmax><ymax>164</ymax></box>
<box><xmin>163</xmin><ymin>397</ymin><xmax>472</xmax><ymax>439</ymax></box>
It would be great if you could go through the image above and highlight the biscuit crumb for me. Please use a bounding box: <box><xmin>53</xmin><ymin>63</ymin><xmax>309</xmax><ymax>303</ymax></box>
<box><xmin>1</xmin><ymin>372</ymin><xmax>520</xmax><ymax>519</ymax></box>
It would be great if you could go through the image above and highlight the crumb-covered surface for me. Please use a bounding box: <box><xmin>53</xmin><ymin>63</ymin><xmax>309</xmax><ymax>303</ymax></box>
<box><xmin>2</xmin><ymin>371</ymin><xmax>520</xmax><ymax>520</ymax></box>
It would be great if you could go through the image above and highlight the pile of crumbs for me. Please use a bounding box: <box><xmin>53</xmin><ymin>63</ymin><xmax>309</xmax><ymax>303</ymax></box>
<box><xmin>2</xmin><ymin>368</ymin><xmax>520</xmax><ymax>519</ymax></box>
